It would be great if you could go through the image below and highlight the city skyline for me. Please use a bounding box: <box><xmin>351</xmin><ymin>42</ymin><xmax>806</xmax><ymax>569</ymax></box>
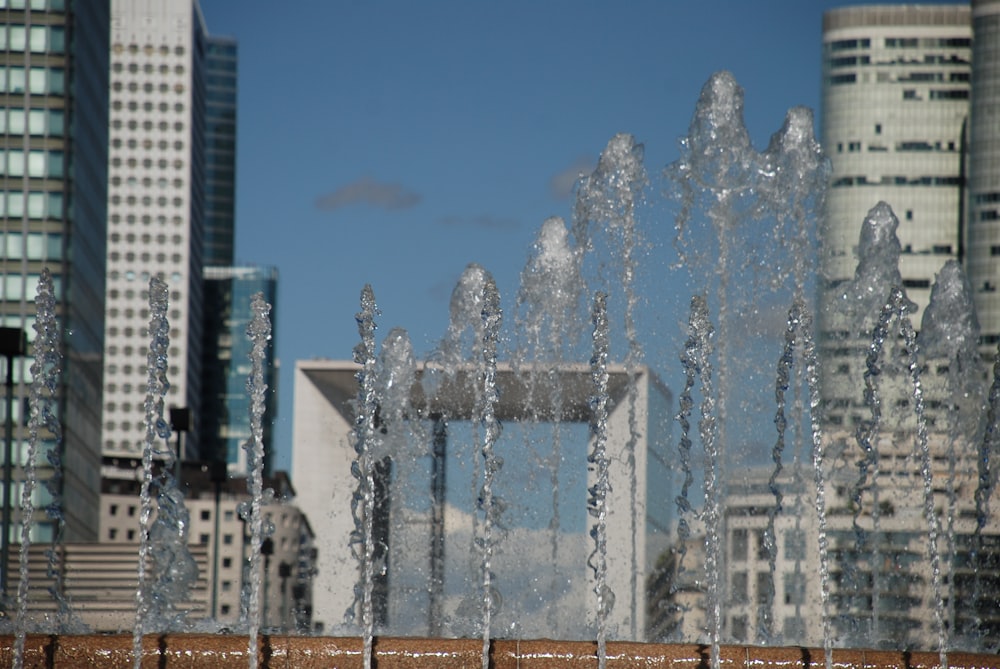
<box><xmin>194</xmin><ymin>0</ymin><xmax>981</xmax><ymax>472</ymax></box>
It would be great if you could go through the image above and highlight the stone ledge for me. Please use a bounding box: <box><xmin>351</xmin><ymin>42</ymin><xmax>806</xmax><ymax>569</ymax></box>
<box><xmin>0</xmin><ymin>635</ymin><xmax>997</xmax><ymax>668</ymax></box>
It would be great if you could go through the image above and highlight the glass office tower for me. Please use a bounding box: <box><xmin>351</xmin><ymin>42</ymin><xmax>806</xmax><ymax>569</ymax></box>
<box><xmin>0</xmin><ymin>0</ymin><xmax>109</xmax><ymax>543</ymax></box>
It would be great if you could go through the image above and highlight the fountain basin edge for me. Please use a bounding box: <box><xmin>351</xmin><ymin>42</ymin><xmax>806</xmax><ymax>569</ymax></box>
<box><xmin>2</xmin><ymin>635</ymin><xmax>997</xmax><ymax>668</ymax></box>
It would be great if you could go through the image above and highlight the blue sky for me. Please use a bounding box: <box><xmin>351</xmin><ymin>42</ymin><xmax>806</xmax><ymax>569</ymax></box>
<box><xmin>197</xmin><ymin>0</ymin><xmax>965</xmax><ymax>473</ymax></box>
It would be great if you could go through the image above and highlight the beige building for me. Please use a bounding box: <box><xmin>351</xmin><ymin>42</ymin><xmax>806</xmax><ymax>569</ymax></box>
<box><xmin>818</xmin><ymin>4</ymin><xmax>973</xmax><ymax>431</ymax></box>
<box><xmin>102</xmin><ymin>0</ymin><xmax>206</xmax><ymax>459</ymax></box>
<box><xmin>8</xmin><ymin>542</ymin><xmax>208</xmax><ymax>632</ymax></box>
<box><xmin>99</xmin><ymin>460</ymin><xmax>315</xmax><ymax>632</ymax></box>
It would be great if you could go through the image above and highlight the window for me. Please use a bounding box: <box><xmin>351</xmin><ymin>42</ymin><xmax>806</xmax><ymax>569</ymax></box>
<box><xmin>930</xmin><ymin>89</ymin><xmax>968</xmax><ymax>101</ymax></box>
<box><xmin>223</xmin><ymin>533</ymin><xmax>233</xmax><ymax>545</ymax></box>
<box><xmin>731</xmin><ymin>528</ymin><xmax>748</xmax><ymax>561</ymax></box>
<box><xmin>731</xmin><ymin>615</ymin><xmax>748</xmax><ymax>643</ymax></box>
<box><xmin>756</xmin><ymin>572</ymin><xmax>773</xmax><ymax>604</ymax></box>
<box><xmin>755</xmin><ymin>529</ymin><xmax>769</xmax><ymax>560</ymax></box>
<box><xmin>731</xmin><ymin>571</ymin><xmax>748</xmax><ymax>603</ymax></box>
<box><xmin>784</xmin><ymin>572</ymin><xmax>806</xmax><ymax>605</ymax></box>
<box><xmin>784</xmin><ymin>529</ymin><xmax>806</xmax><ymax>561</ymax></box>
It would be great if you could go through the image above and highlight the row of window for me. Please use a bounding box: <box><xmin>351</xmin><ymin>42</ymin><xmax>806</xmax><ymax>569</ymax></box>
<box><xmin>111</xmin><ymin>157</ymin><xmax>185</xmax><ymax>172</ymax></box>
<box><xmin>0</xmin><ymin>107</ymin><xmax>64</xmax><ymax>137</ymax></box>
<box><xmin>109</xmin><ymin>194</ymin><xmax>186</xmax><ymax>208</ymax></box>
<box><xmin>0</xmin><ymin>231</ymin><xmax>62</xmax><ymax>261</ymax></box>
<box><xmin>0</xmin><ymin>24</ymin><xmax>65</xmax><ymax>54</ymax></box>
<box><xmin>897</xmin><ymin>71</ymin><xmax>968</xmax><ymax>83</ymax></box>
<box><xmin>731</xmin><ymin>527</ymin><xmax>808</xmax><ymax>563</ymax></box>
<box><xmin>0</xmin><ymin>439</ymin><xmax>56</xmax><ymax>466</ymax></box>
<box><xmin>0</xmin><ymin>272</ymin><xmax>62</xmax><ymax>301</ymax></box>
<box><xmin>112</xmin><ymin>43</ymin><xmax>185</xmax><ymax>57</ymax></box>
<box><xmin>110</xmin><ymin>213</ymin><xmax>185</xmax><ymax>227</ymax></box>
<box><xmin>110</xmin><ymin>232</ymin><xmax>182</xmax><ymax>245</ymax></box>
<box><xmin>829</xmin><ymin>55</ymin><xmax>971</xmax><ymax>76</ymax></box>
<box><xmin>835</xmin><ymin>140</ymin><xmax>959</xmax><ymax>154</ymax></box>
<box><xmin>106</xmin><ymin>359</ymin><xmax>180</xmax><ymax>376</ymax></box>
<box><xmin>829</xmin><ymin>37</ymin><xmax>969</xmax><ymax>51</ymax></box>
<box><xmin>112</xmin><ymin>61</ymin><xmax>185</xmax><ymax>76</ymax></box>
<box><xmin>109</xmin><ymin>250</ymin><xmax>183</xmax><ymax>264</ymax></box>
<box><xmin>729</xmin><ymin>571</ymin><xmax>807</xmax><ymax>606</ymax></box>
<box><xmin>0</xmin><ymin>191</ymin><xmax>64</xmax><ymax>219</ymax></box>
<box><xmin>105</xmin><ymin>380</ymin><xmax>180</xmax><ymax>395</ymax></box>
<box><xmin>109</xmin><ymin>138</ymin><xmax>185</xmax><ymax>152</ymax></box>
<box><xmin>111</xmin><ymin>80</ymin><xmax>185</xmax><ymax>95</ymax></box>
<box><xmin>832</xmin><ymin>175</ymin><xmax>962</xmax><ymax>187</ymax></box>
<box><xmin>111</xmin><ymin>176</ymin><xmax>184</xmax><ymax>190</ymax></box>
<box><xmin>0</xmin><ymin>66</ymin><xmax>65</xmax><ymax>96</ymax></box>
<box><xmin>0</xmin><ymin>0</ymin><xmax>65</xmax><ymax>9</ymax></box>
<box><xmin>109</xmin><ymin>269</ymin><xmax>181</xmax><ymax>283</ymax></box>
<box><xmin>112</xmin><ymin>100</ymin><xmax>185</xmax><ymax>115</ymax></box>
<box><xmin>0</xmin><ymin>149</ymin><xmax>63</xmax><ymax>179</ymax></box>
<box><xmin>829</xmin><ymin>72</ymin><xmax>970</xmax><ymax>100</ymax></box>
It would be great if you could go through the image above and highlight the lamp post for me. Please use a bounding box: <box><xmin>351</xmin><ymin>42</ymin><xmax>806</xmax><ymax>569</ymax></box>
<box><xmin>209</xmin><ymin>458</ymin><xmax>227</xmax><ymax>619</ymax></box>
<box><xmin>261</xmin><ymin>537</ymin><xmax>273</xmax><ymax>630</ymax></box>
<box><xmin>169</xmin><ymin>407</ymin><xmax>190</xmax><ymax>487</ymax></box>
<box><xmin>278</xmin><ymin>561</ymin><xmax>291</xmax><ymax>632</ymax></box>
<box><xmin>0</xmin><ymin>326</ymin><xmax>26</xmax><ymax>607</ymax></box>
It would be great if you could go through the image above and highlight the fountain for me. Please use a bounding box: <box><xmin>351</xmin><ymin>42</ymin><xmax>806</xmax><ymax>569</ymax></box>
<box><xmin>3</xmin><ymin>70</ymin><xmax>1000</xmax><ymax>669</ymax></box>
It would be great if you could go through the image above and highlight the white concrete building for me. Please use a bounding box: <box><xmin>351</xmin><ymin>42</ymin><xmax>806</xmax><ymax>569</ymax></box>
<box><xmin>102</xmin><ymin>0</ymin><xmax>206</xmax><ymax>459</ymax></box>
<box><xmin>968</xmin><ymin>0</ymin><xmax>1000</xmax><ymax>353</ymax></box>
<box><xmin>292</xmin><ymin>359</ymin><xmax>673</xmax><ymax>640</ymax></box>
<box><xmin>818</xmin><ymin>4</ymin><xmax>972</xmax><ymax>431</ymax></box>
<box><xmin>99</xmin><ymin>461</ymin><xmax>315</xmax><ymax>632</ymax></box>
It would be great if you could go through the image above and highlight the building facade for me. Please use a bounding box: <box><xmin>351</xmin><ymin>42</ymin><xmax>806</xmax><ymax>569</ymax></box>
<box><xmin>818</xmin><ymin>4</ymin><xmax>973</xmax><ymax>431</ymax></box>
<box><xmin>200</xmin><ymin>265</ymin><xmax>278</xmax><ymax>476</ymax></box>
<box><xmin>202</xmin><ymin>35</ymin><xmax>236</xmax><ymax>268</ymax></box>
<box><xmin>100</xmin><ymin>459</ymin><xmax>315</xmax><ymax>631</ymax></box>
<box><xmin>812</xmin><ymin>5</ymin><xmax>1000</xmax><ymax>650</ymax></box>
<box><xmin>102</xmin><ymin>0</ymin><xmax>206</xmax><ymax>461</ymax></box>
<box><xmin>0</xmin><ymin>0</ymin><xmax>110</xmax><ymax>545</ymax></box>
<box><xmin>967</xmin><ymin>0</ymin><xmax>1000</xmax><ymax>351</ymax></box>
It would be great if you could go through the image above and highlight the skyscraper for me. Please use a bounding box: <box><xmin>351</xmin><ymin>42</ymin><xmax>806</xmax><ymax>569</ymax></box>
<box><xmin>0</xmin><ymin>0</ymin><xmax>109</xmax><ymax>543</ymax></box>
<box><xmin>201</xmin><ymin>265</ymin><xmax>277</xmax><ymax>475</ymax></box>
<box><xmin>967</xmin><ymin>0</ymin><xmax>1000</xmax><ymax>352</ymax></box>
<box><xmin>818</xmin><ymin>4</ymin><xmax>972</xmax><ymax>430</ymax></box>
<box><xmin>198</xmin><ymin>34</ymin><xmax>282</xmax><ymax>477</ymax></box>
<box><xmin>202</xmin><ymin>35</ymin><xmax>236</xmax><ymax>268</ymax></box>
<box><xmin>103</xmin><ymin>0</ymin><xmax>206</xmax><ymax>460</ymax></box>
<box><xmin>816</xmin><ymin>5</ymin><xmax>1000</xmax><ymax>648</ymax></box>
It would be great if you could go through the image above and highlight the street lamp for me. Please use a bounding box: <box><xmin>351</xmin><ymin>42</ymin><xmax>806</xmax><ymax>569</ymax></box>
<box><xmin>261</xmin><ymin>537</ymin><xmax>274</xmax><ymax>630</ymax></box>
<box><xmin>0</xmin><ymin>326</ymin><xmax>26</xmax><ymax>606</ymax></box>
<box><xmin>278</xmin><ymin>560</ymin><xmax>292</xmax><ymax>632</ymax></box>
<box><xmin>209</xmin><ymin>458</ymin><xmax>227</xmax><ymax>619</ymax></box>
